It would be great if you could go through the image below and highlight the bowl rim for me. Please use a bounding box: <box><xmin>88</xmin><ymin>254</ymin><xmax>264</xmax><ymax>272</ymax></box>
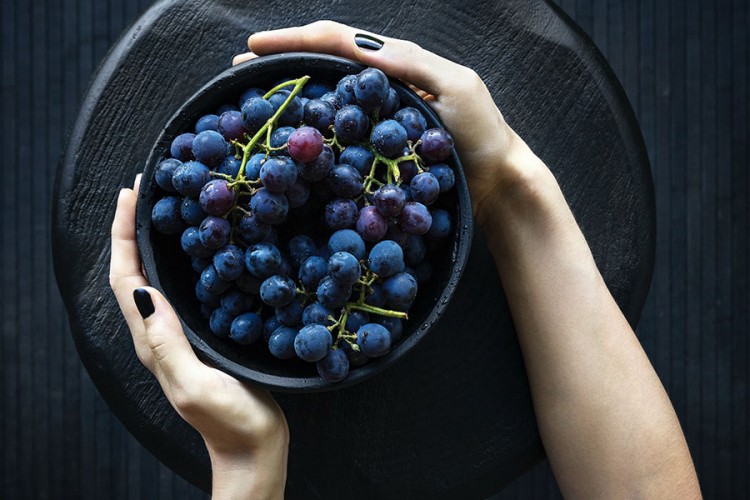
<box><xmin>136</xmin><ymin>52</ymin><xmax>474</xmax><ymax>393</ymax></box>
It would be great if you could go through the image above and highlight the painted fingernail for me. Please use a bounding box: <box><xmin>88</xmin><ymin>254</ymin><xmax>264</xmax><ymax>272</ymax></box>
<box><xmin>355</xmin><ymin>33</ymin><xmax>384</xmax><ymax>51</ymax></box>
<box><xmin>133</xmin><ymin>288</ymin><xmax>155</xmax><ymax>319</ymax></box>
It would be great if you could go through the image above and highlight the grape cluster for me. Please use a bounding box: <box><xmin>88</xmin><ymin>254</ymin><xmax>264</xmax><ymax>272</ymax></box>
<box><xmin>150</xmin><ymin>67</ymin><xmax>456</xmax><ymax>383</ymax></box>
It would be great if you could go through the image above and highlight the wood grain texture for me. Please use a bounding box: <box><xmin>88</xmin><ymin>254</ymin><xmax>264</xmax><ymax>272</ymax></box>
<box><xmin>0</xmin><ymin>0</ymin><xmax>745</xmax><ymax>498</ymax></box>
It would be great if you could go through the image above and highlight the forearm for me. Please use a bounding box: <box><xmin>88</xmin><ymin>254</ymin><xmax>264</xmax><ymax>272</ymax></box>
<box><xmin>208</xmin><ymin>437</ymin><xmax>288</xmax><ymax>500</ymax></box>
<box><xmin>478</xmin><ymin>133</ymin><xmax>700</xmax><ymax>498</ymax></box>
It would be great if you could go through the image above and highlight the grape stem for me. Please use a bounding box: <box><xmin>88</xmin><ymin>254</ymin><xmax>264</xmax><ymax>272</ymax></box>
<box><xmin>234</xmin><ymin>76</ymin><xmax>311</xmax><ymax>182</ymax></box>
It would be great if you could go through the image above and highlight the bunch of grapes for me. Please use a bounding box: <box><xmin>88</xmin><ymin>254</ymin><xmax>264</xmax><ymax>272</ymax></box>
<box><xmin>150</xmin><ymin>67</ymin><xmax>456</xmax><ymax>383</ymax></box>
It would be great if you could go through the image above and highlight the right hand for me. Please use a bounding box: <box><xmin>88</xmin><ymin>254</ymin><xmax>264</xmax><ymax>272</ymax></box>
<box><xmin>233</xmin><ymin>20</ymin><xmax>540</xmax><ymax>223</ymax></box>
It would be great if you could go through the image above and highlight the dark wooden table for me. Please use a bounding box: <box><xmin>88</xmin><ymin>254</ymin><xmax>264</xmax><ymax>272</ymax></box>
<box><xmin>52</xmin><ymin>0</ymin><xmax>654</xmax><ymax>498</ymax></box>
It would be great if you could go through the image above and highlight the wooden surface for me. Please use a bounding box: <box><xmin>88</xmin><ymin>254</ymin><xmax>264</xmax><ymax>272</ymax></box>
<box><xmin>1</xmin><ymin>0</ymin><xmax>747</xmax><ymax>498</ymax></box>
<box><xmin>50</xmin><ymin>0</ymin><xmax>653</xmax><ymax>497</ymax></box>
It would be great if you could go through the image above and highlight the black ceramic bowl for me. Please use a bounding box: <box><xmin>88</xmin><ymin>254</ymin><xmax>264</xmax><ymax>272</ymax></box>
<box><xmin>136</xmin><ymin>53</ymin><xmax>473</xmax><ymax>392</ymax></box>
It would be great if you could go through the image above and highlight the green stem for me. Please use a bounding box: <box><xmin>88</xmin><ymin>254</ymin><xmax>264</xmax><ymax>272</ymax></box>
<box><xmin>347</xmin><ymin>303</ymin><xmax>408</xmax><ymax>319</ymax></box>
<box><xmin>235</xmin><ymin>76</ymin><xmax>311</xmax><ymax>181</ymax></box>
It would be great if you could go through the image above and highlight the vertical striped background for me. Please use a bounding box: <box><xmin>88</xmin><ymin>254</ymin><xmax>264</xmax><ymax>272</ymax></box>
<box><xmin>1</xmin><ymin>0</ymin><xmax>747</xmax><ymax>497</ymax></box>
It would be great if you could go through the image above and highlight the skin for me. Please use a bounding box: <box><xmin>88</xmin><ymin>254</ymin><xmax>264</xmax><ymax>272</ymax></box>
<box><xmin>111</xmin><ymin>20</ymin><xmax>702</xmax><ymax>499</ymax></box>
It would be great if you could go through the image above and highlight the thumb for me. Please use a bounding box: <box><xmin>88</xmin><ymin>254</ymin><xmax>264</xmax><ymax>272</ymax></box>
<box><xmin>133</xmin><ymin>287</ymin><xmax>205</xmax><ymax>389</ymax></box>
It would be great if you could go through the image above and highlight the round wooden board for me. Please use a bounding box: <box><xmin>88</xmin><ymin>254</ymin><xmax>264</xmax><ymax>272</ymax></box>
<box><xmin>52</xmin><ymin>1</ymin><xmax>654</xmax><ymax>498</ymax></box>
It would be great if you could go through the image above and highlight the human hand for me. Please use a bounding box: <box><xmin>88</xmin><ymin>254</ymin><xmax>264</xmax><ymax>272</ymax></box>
<box><xmin>232</xmin><ymin>20</ymin><xmax>545</xmax><ymax>225</ymax></box>
<box><xmin>109</xmin><ymin>176</ymin><xmax>288</xmax><ymax>499</ymax></box>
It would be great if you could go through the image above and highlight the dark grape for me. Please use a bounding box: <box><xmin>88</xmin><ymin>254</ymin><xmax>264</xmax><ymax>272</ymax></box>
<box><xmin>410</xmin><ymin>172</ymin><xmax>440</xmax><ymax>206</ymax></box>
<box><xmin>302</xmin><ymin>302</ymin><xmax>333</xmax><ymax>326</ymax></box>
<box><xmin>269</xmin><ymin>126</ymin><xmax>295</xmax><ymax>149</ymax></box>
<box><xmin>259</xmin><ymin>157</ymin><xmax>298</xmax><ymax>193</ymax></box>
<box><xmin>373</xmin><ymin>184</ymin><xmax>406</xmax><ymax>217</ymax></box>
<box><xmin>195</xmin><ymin>114</ymin><xmax>220</xmax><ymax>133</ymax></box>
<box><xmin>214</xmin><ymin>244</ymin><xmax>245</xmax><ymax>281</ymax></box>
<box><xmin>324</xmin><ymin>198</ymin><xmax>358</xmax><ymax>230</ymax></box>
<box><xmin>328</xmin><ymin>229</ymin><xmax>365</xmax><ymax>260</ymax></box>
<box><xmin>319</xmin><ymin>91</ymin><xmax>343</xmax><ymax>110</ymax></box>
<box><xmin>220</xmin><ymin>288</ymin><xmax>254</xmax><ymax>315</ymax></box>
<box><xmin>373</xmin><ymin>316</ymin><xmax>403</xmax><ymax>343</ymax></box>
<box><xmin>427</xmin><ymin>163</ymin><xmax>455</xmax><ymax>192</ymax></box>
<box><xmin>303</xmin><ymin>99</ymin><xmax>336</xmax><ymax>134</ymax></box>
<box><xmin>236</xmin><ymin>273</ymin><xmax>262</xmax><ymax>294</ymax></box>
<box><xmin>193</xmin><ymin>130</ymin><xmax>229</xmax><ymax>167</ymax></box>
<box><xmin>316</xmin><ymin>276</ymin><xmax>351</xmax><ymax>309</ymax></box>
<box><xmin>288</xmin><ymin>235</ymin><xmax>317</xmax><ymax>268</ymax></box>
<box><xmin>238</xmin><ymin>87</ymin><xmax>265</xmax><ymax>109</ymax></box>
<box><xmin>368</xmin><ymin>240</ymin><xmax>405</xmax><ymax>278</ymax></box>
<box><xmin>418</xmin><ymin>128</ymin><xmax>454</xmax><ymax>162</ymax></box>
<box><xmin>216</xmin><ymin>103</ymin><xmax>239</xmax><ymax>115</ymax></box>
<box><xmin>403</xmin><ymin>235</ymin><xmax>426</xmax><ymax>266</ymax></box>
<box><xmin>345</xmin><ymin>310</ymin><xmax>369</xmax><ymax>333</ymax></box>
<box><xmin>155</xmin><ymin>158</ymin><xmax>181</xmax><ymax>192</ymax></box>
<box><xmin>199</xmin><ymin>179</ymin><xmax>236</xmax><ymax>215</ymax></box>
<box><xmin>191</xmin><ymin>256</ymin><xmax>210</xmax><ymax>274</ymax></box>
<box><xmin>328</xmin><ymin>252</ymin><xmax>361</xmax><ymax>287</ymax></box>
<box><xmin>371</xmin><ymin>119</ymin><xmax>408</xmax><ymax>158</ymax></box>
<box><xmin>339</xmin><ymin>145</ymin><xmax>374</xmax><ymax>176</ymax></box>
<box><xmin>151</xmin><ymin>196</ymin><xmax>185</xmax><ymax>235</ymax></box>
<box><xmin>249</xmin><ymin>188</ymin><xmax>289</xmax><ymax>224</ymax></box>
<box><xmin>426</xmin><ymin>208</ymin><xmax>452</xmax><ymax>239</ymax></box>
<box><xmin>230</xmin><ymin>312</ymin><xmax>263</xmax><ymax>345</ymax></box>
<box><xmin>335</xmin><ymin>74</ymin><xmax>357</xmax><ymax>106</ymax></box>
<box><xmin>286</xmin><ymin>178</ymin><xmax>311</xmax><ymax>208</ymax></box>
<box><xmin>195</xmin><ymin>280</ymin><xmax>220</xmax><ymax>307</ymax></box>
<box><xmin>393</xmin><ymin>107</ymin><xmax>427</xmax><ymax>142</ymax></box>
<box><xmin>268</xmin><ymin>326</ymin><xmax>299</xmax><ymax>359</ymax></box>
<box><xmin>181</xmin><ymin>227</ymin><xmax>213</xmax><ymax>258</ymax></box>
<box><xmin>276</xmin><ymin>299</ymin><xmax>303</xmax><ymax>326</ymax></box>
<box><xmin>172</xmin><ymin>161</ymin><xmax>211</xmax><ymax>197</ymax></box>
<box><xmin>381</xmin><ymin>88</ymin><xmax>400</xmax><ymax>117</ymax></box>
<box><xmin>245</xmin><ymin>243</ymin><xmax>283</xmax><ymax>279</ymax></box>
<box><xmin>238</xmin><ymin>212</ymin><xmax>271</xmax><ymax>243</ymax></box>
<box><xmin>355</xmin><ymin>205</ymin><xmax>388</xmax><ymax>242</ymax></box>
<box><xmin>216</xmin><ymin>155</ymin><xmax>242</xmax><ymax>177</ymax></box>
<box><xmin>364</xmin><ymin>282</ymin><xmax>386</xmax><ymax>307</ymax></box>
<box><xmin>268</xmin><ymin>90</ymin><xmax>304</xmax><ymax>127</ymax></box>
<box><xmin>383</xmin><ymin>272</ymin><xmax>418</xmax><ymax>309</ymax></box>
<box><xmin>200</xmin><ymin>264</ymin><xmax>232</xmax><ymax>295</ymax></box>
<box><xmin>264</xmin><ymin>316</ymin><xmax>283</xmax><ymax>343</ymax></box>
<box><xmin>302</xmin><ymin>81</ymin><xmax>334</xmax><ymax>99</ymax></box>
<box><xmin>356</xmin><ymin>323</ymin><xmax>392</xmax><ymax>357</ymax></box>
<box><xmin>354</xmin><ymin>68</ymin><xmax>389</xmax><ymax>112</ymax></box>
<box><xmin>199</xmin><ymin>215</ymin><xmax>231</xmax><ymax>249</ymax></box>
<box><xmin>241</xmin><ymin>97</ymin><xmax>274</xmax><ymax>135</ymax></box>
<box><xmin>287</xmin><ymin>126</ymin><xmax>324</xmax><ymax>163</ymax></box>
<box><xmin>328</xmin><ymin>164</ymin><xmax>363</xmax><ymax>198</ymax></box>
<box><xmin>298</xmin><ymin>256</ymin><xmax>328</xmax><ymax>289</ymax></box>
<box><xmin>170</xmin><ymin>132</ymin><xmax>196</xmax><ymax>161</ymax></box>
<box><xmin>209</xmin><ymin>307</ymin><xmax>234</xmax><ymax>337</ymax></box>
<box><xmin>334</xmin><ymin>105</ymin><xmax>369</xmax><ymax>143</ymax></box>
<box><xmin>294</xmin><ymin>324</ymin><xmax>332</xmax><ymax>362</ymax></box>
<box><xmin>399</xmin><ymin>202</ymin><xmax>432</xmax><ymax>235</ymax></box>
<box><xmin>259</xmin><ymin>275</ymin><xmax>296</xmax><ymax>308</ymax></box>
<box><xmin>317</xmin><ymin>348</ymin><xmax>350</xmax><ymax>382</ymax></box>
<box><xmin>299</xmin><ymin>144</ymin><xmax>334</xmax><ymax>182</ymax></box>
<box><xmin>217</xmin><ymin>110</ymin><xmax>246</xmax><ymax>141</ymax></box>
<box><xmin>245</xmin><ymin>153</ymin><xmax>266</xmax><ymax>180</ymax></box>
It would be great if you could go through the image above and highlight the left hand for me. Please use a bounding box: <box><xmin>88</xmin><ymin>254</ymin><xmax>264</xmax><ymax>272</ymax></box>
<box><xmin>109</xmin><ymin>175</ymin><xmax>289</xmax><ymax>499</ymax></box>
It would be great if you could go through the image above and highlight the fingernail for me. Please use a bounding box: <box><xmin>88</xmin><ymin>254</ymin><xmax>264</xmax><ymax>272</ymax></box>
<box><xmin>355</xmin><ymin>33</ymin><xmax>384</xmax><ymax>51</ymax></box>
<box><xmin>133</xmin><ymin>288</ymin><xmax>155</xmax><ymax>319</ymax></box>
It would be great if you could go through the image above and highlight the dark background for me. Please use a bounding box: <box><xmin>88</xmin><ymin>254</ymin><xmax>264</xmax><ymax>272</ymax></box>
<box><xmin>1</xmin><ymin>0</ymin><xmax>747</xmax><ymax>498</ymax></box>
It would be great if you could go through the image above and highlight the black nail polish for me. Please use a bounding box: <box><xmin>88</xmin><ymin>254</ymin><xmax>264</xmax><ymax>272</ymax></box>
<box><xmin>133</xmin><ymin>288</ymin><xmax>155</xmax><ymax>319</ymax></box>
<box><xmin>355</xmin><ymin>33</ymin><xmax>384</xmax><ymax>51</ymax></box>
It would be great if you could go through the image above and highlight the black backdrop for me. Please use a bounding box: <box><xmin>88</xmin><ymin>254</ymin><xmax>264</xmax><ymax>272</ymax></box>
<box><xmin>1</xmin><ymin>0</ymin><xmax>747</xmax><ymax>498</ymax></box>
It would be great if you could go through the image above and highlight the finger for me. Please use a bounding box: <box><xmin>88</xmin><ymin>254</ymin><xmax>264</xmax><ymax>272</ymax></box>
<box><xmin>132</xmin><ymin>287</ymin><xmax>207</xmax><ymax>393</ymax></box>
<box><xmin>110</xmin><ymin>187</ymin><xmax>149</xmax><ymax>335</ymax></box>
<box><xmin>232</xmin><ymin>52</ymin><xmax>257</xmax><ymax>66</ymax></box>
<box><xmin>248</xmin><ymin>21</ymin><xmax>460</xmax><ymax>95</ymax></box>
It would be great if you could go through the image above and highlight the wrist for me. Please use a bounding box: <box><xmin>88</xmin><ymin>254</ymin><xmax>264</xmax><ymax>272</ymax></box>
<box><xmin>208</xmin><ymin>429</ymin><xmax>289</xmax><ymax>500</ymax></box>
<box><xmin>471</xmin><ymin>130</ymin><xmax>551</xmax><ymax>229</ymax></box>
